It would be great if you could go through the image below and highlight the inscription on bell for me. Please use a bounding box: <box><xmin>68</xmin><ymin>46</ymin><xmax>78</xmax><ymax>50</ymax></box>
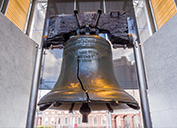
<box><xmin>78</xmin><ymin>50</ymin><xmax>99</xmax><ymax>62</ymax></box>
<box><xmin>77</xmin><ymin>38</ymin><xmax>97</xmax><ymax>43</ymax></box>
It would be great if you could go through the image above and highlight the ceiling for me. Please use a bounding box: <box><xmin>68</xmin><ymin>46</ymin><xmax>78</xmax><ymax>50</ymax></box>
<box><xmin>45</xmin><ymin>0</ymin><xmax>137</xmax><ymax>19</ymax></box>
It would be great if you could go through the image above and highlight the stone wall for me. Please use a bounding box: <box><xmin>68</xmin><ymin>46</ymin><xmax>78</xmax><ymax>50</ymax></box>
<box><xmin>0</xmin><ymin>12</ymin><xmax>37</xmax><ymax>127</ymax></box>
<box><xmin>142</xmin><ymin>13</ymin><xmax>177</xmax><ymax>127</ymax></box>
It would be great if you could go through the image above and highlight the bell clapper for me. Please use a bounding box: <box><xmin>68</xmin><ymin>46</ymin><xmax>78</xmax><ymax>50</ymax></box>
<box><xmin>69</xmin><ymin>103</ymin><xmax>75</xmax><ymax>113</ymax></box>
<box><xmin>79</xmin><ymin>103</ymin><xmax>91</xmax><ymax>123</ymax></box>
<box><xmin>106</xmin><ymin>103</ymin><xmax>113</xmax><ymax>113</ymax></box>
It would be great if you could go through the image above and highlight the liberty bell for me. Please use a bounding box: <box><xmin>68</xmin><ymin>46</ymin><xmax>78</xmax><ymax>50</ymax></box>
<box><xmin>38</xmin><ymin>35</ymin><xmax>140</xmax><ymax>123</ymax></box>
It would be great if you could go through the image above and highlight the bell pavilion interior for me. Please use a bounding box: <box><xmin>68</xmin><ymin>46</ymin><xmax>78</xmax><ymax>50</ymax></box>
<box><xmin>1</xmin><ymin>0</ymin><xmax>177</xmax><ymax>128</ymax></box>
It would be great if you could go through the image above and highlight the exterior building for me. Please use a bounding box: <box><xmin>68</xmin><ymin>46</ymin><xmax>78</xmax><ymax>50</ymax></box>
<box><xmin>36</xmin><ymin>109</ymin><xmax>141</xmax><ymax>128</ymax></box>
<box><xmin>113</xmin><ymin>56</ymin><xmax>137</xmax><ymax>89</ymax></box>
<box><xmin>1</xmin><ymin>0</ymin><xmax>177</xmax><ymax>127</ymax></box>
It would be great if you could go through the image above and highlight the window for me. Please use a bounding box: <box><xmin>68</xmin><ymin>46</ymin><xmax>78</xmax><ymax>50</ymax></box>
<box><xmin>51</xmin><ymin>117</ymin><xmax>55</xmax><ymax>125</ymax></box>
<box><xmin>44</xmin><ymin>117</ymin><xmax>48</xmax><ymax>125</ymax></box>
<box><xmin>65</xmin><ymin>117</ymin><xmax>68</xmax><ymax>125</ymax></box>
<box><xmin>93</xmin><ymin>116</ymin><xmax>98</xmax><ymax>125</ymax></box>
<box><xmin>116</xmin><ymin>116</ymin><xmax>121</xmax><ymax>128</ymax></box>
<box><xmin>58</xmin><ymin>117</ymin><xmax>61</xmax><ymax>124</ymax></box>
<box><xmin>38</xmin><ymin>112</ymin><xmax>42</xmax><ymax>115</ymax></box>
<box><xmin>77</xmin><ymin>117</ymin><xmax>81</xmax><ymax>125</ymax></box>
<box><xmin>133</xmin><ymin>115</ymin><xmax>140</xmax><ymax>128</ymax></box>
<box><xmin>64</xmin><ymin>111</ymin><xmax>69</xmax><ymax>114</ymax></box>
<box><xmin>45</xmin><ymin>112</ymin><xmax>49</xmax><ymax>114</ymax></box>
<box><xmin>51</xmin><ymin>111</ymin><xmax>55</xmax><ymax>114</ymax></box>
<box><xmin>124</xmin><ymin>115</ymin><xmax>130</xmax><ymax>128</ymax></box>
<box><xmin>72</xmin><ymin>117</ymin><xmax>75</xmax><ymax>126</ymax></box>
<box><xmin>102</xmin><ymin>116</ymin><xmax>106</xmax><ymax>125</ymax></box>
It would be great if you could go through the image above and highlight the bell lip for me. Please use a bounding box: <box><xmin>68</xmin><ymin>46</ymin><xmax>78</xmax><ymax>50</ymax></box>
<box><xmin>38</xmin><ymin>91</ymin><xmax>139</xmax><ymax>109</ymax></box>
<box><xmin>38</xmin><ymin>100</ymin><xmax>140</xmax><ymax>110</ymax></box>
<box><xmin>38</xmin><ymin>98</ymin><xmax>138</xmax><ymax>105</ymax></box>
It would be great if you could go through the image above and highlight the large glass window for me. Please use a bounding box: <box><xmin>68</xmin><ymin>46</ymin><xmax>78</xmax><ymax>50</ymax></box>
<box><xmin>29</xmin><ymin>1</ymin><xmax>47</xmax><ymax>44</ymax></box>
<box><xmin>134</xmin><ymin>0</ymin><xmax>152</xmax><ymax>42</ymax></box>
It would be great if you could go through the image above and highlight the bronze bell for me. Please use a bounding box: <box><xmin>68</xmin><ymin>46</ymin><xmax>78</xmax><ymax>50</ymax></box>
<box><xmin>38</xmin><ymin>35</ymin><xmax>139</xmax><ymax>122</ymax></box>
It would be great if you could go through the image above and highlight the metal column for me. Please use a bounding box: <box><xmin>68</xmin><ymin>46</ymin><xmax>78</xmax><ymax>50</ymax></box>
<box><xmin>133</xmin><ymin>41</ymin><xmax>152</xmax><ymax>128</ymax></box>
<box><xmin>145</xmin><ymin>0</ymin><xmax>158</xmax><ymax>31</ymax></box>
<box><xmin>0</xmin><ymin>0</ymin><xmax>5</xmax><ymax>12</ymax></box>
<box><xmin>108</xmin><ymin>111</ymin><xmax>112</xmax><ymax>128</ymax></box>
<box><xmin>26</xmin><ymin>0</ymin><xmax>48</xmax><ymax>126</ymax></box>
<box><xmin>26</xmin><ymin>44</ymin><xmax>43</xmax><ymax>128</ymax></box>
<box><xmin>70</xmin><ymin>112</ymin><xmax>74</xmax><ymax>128</ymax></box>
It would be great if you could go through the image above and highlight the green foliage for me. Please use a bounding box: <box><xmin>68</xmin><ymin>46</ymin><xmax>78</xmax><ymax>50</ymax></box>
<box><xmin>37</xmin><ymin>126</ymin><xmax>52</xmax><ymax>128</ymax></box>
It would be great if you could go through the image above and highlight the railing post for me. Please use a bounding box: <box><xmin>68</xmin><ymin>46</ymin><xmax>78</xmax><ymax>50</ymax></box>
<box><xmin>133</xmin><ymin>41</ymin><xmax>152</xmax><ymax>128</ymax></box>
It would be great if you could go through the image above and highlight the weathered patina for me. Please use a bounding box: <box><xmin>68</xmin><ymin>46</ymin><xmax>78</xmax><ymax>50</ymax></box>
<box><xmin>43</xmin><ymin>11</ymin><xmax>133</xmax><ymax>48</ymax></box>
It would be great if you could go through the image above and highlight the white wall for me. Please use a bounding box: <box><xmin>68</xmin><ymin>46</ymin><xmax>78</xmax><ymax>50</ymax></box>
<box><xmin>142</xmin><ymin>13</ymin><xmax>177</xmax><ymax>128</ymax></box>
<box><xmin>0</xmin><ymin>12</ymin><xmax>37</xmax><ymax>127</ymax></box>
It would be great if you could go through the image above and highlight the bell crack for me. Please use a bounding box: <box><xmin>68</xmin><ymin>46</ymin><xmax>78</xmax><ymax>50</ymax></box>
<box><xmin>77</xmin><ymin>56</ymin><xmax>90</xmax><ymax>102</ymax></box>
